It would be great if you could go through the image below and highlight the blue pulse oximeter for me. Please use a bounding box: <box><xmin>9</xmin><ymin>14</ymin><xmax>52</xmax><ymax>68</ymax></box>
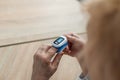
<box><xmin>52</xmin><ymin>36</ymin><xmax>68</xmax><ymax>53</ymax></box>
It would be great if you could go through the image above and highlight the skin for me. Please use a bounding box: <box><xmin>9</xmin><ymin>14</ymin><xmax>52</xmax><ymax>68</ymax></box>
<box><xmin>31</xmin><ymin>33</ymin><xmax>87</xmax><ymax>80</ymax></box>
<box><xmin>31</xmin><ymin>33</ymin><xmax>89</xmax><ymax>80</ymax></box>
<box><xmin>31</xmin><ymin>45</ymin><xmax>63</xmax><ymax>80</ymax></box>
<box><xmin>32</xmin><ymin>0</ymin><xmax>120</xmax><ymax>80</ymax></box>
<box><xmin>64</xmin><ymin>33</ymin><xmax>88</xmax><ymax>75</ymax></box>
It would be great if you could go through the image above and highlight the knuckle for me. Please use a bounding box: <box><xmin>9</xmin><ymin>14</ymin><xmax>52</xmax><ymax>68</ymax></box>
<box><xmin>48</xmin><ymin>50</ymin><xmax>54</xmax><ymax>54</ymax></box>
<box><xmin>39</xmin><ymin>44</ymin><xmax>51</xmax><ymax>51</ymax></box>
<box><xmin>34</xmin><ymin>52</ymin><xmax>50</xmax><ymax>63</ymax></box>
<box><xmin>41</xmin><ymin>55</ymin><xmax>50</xmax><ymax>63</ymax></box>
<box><xmin>48</xmin><ymin>48</ymin><xmax>56</xmax><ymax>54</ymax></box>
<box><xmin>34</xmin><ymin>50</ymin><xmax>44</xmax><ymax>59</ymax></box>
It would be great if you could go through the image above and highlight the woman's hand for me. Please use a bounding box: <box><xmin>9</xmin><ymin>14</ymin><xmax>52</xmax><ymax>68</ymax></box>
<box><xmin>64</xmin><ymin>33</ymin><xmax>85</xmax><ymax>57</ymax></box>
<box><xmin>64</xmin><ymin>33</ymin><xmax>88</xmax><ymax>75</ymax></box>
<box><xmin>31</xmin><ymin>45</ymin><xmax>63</xmax><ymax>80</ymax></box>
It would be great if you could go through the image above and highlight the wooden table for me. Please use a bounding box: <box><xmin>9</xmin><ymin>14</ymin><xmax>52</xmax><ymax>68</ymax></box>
<box><xmin>0</xmin><ymin>0</ymin><xmax>88</xmax><ymax>47</ymax></box>
<box><xmin>0</xmin><ymin>0</ymin><xmax>88</xmax><ymax>80</ymax></box>
<box><xmin>0</xmin><ymin>34</ymin><xmax>87</xmax><ymax>80</ymax></box>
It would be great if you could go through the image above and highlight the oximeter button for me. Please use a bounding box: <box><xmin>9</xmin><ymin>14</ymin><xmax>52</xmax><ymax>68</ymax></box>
<box><xmin>52</xmin><ymin>36</ymin><xmax>68</xmax><ymax>53</ymax></box>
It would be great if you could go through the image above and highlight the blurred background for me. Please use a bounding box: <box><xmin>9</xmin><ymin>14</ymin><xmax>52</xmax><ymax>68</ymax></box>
<box><xmin>0</xmin><ymin>0</ymin><xmax>88</xmax><ymax>46</ymax></box>
<box><xmin>0</xmin><ymin>0</ymin><xmax>88</xmax><ymax>80</ymax></box>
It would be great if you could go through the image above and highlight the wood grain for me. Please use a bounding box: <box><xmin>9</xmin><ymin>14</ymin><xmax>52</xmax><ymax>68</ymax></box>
<box><xmin>0</xmin><ymin>0</ymin><xmax>88</xmax><ymax>79</ymax></box>
<box><xmin>0</xmin><ymin>34</ymin><xmax>87</xmax><ymax>80</ymax></box>
<box><xmin>0</xmin><ymin>0</ymin><xmax>88</xmax><ymax>46</ymax></box>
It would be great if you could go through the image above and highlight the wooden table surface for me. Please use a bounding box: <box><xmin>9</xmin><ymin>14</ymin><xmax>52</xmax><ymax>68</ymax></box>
<box><xmin>0</xmin><ymin>0</ymin><xmax>88</xmax><ymax>80</ymax></box>
<box><xmin>0</xmin><ymin>0</ymin><xmax>88</xmax><ymax>46</ymax></box>
<box><xmin>0</xmin><ymin>34</ymin><xmax>87</xmax><ymax>80</ymax></box>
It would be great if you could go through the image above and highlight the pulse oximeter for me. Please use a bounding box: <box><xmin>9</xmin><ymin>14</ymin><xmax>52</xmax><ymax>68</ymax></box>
<box><xmin>52</xmin><ymin>36</ymin><xmax>68</xmax><ymax>53</ymax></box>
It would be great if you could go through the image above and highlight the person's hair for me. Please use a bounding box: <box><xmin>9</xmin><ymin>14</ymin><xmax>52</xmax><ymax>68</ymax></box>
<box><xmin>84</xmin><ymin>0</ymin><xmax>120</xmax><ymax>80</ymax></box>
<box><xmin>86</xmin><ymin>0</ymin><xmax>120</xmax><ymax>44</ymax></box>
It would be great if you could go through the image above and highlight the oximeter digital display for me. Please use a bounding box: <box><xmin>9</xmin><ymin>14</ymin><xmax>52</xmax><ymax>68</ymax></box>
<box><xmin>53</xmin><ymin>37</ymin><xmax>64</xmax><ymax>45</ymax></box>
<box><xmin>52</xmin><ymin>36</ymin><xmax>68</xmax><ymax>53</ymax></box>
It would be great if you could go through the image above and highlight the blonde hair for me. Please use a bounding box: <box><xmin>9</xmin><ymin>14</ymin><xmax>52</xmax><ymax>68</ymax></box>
<box><xmin>83</xmin><ymin>0</ymin><xmax>120</xmax><ymax>8</ymax></box>
<box><xmin>86</xmin><ymin>0</ymin><xmax>120</xmax><ymax>46</ymax></box>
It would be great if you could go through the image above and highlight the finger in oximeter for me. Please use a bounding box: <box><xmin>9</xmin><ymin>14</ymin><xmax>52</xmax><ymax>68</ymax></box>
<box><xmin>52</xmin><ymin>36</ymin><xmax>68</xmax><ymax>53</ymax></box>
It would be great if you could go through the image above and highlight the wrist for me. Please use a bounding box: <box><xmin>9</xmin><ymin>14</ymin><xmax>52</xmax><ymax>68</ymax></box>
<box><xmin>78</xmin><ymin>58</ymin><xmax>88</xmax><ymax>76</ymax></box>
<box><xmin>76</xmin><ymin>52</ymin><xmax>88</xmax><ymax>75</ymax></box>
<box><xmin>74</xmin><ymin>43</ymin><xmax>85</xmax><ymax>58</ymax></box>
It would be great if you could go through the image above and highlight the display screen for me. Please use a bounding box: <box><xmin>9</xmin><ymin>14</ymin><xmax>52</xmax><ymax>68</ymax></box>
<box><xmin>54</xmin><ymin>37</ymin><xmax>64</xmax><ymax>45</ymax></box>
